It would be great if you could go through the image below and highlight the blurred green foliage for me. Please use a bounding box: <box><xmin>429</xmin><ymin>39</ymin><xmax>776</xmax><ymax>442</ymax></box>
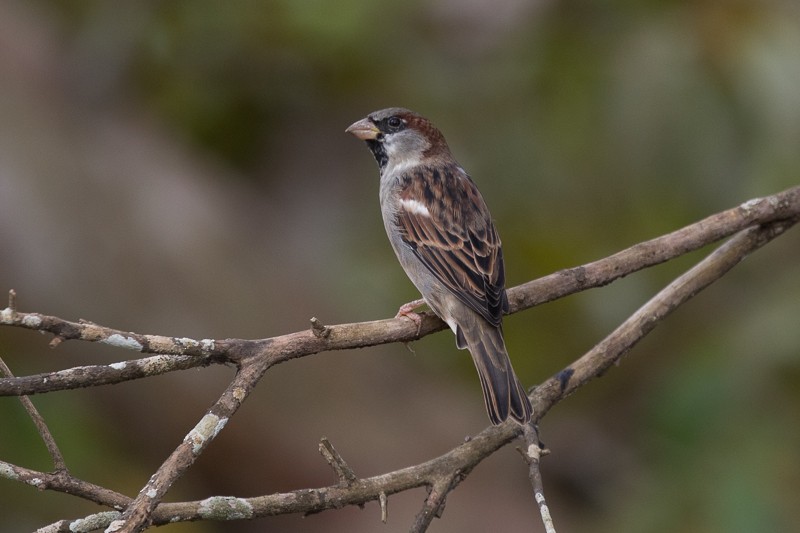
<box><xmin>2</xmin><ymin>1</ymin><xmax>799</xmax><ymax>531</ymax></box>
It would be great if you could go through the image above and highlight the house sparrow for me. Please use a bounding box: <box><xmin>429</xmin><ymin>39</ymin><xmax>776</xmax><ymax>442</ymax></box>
<box><xmin>346</xmin><ymin>108</ymin><xmax>532</xmax><ymax>425</ymax></box>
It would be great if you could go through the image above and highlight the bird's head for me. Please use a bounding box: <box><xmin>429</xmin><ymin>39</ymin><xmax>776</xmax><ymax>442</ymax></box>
<box><xmin>346</xmin><ymin>108</ymin><xmax>450</xmax><ymax>173</ymax></box>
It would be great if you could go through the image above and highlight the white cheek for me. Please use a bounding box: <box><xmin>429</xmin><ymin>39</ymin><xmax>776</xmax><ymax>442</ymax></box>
<box><xmin>385</xmin><ymin>153</ymin><xmax>422</xmax><ymax>178</ymax></box>
<box><xmin>382</xmin><ymin>135</ymin><xmax>425</xmax><ymax>177</ymax></box>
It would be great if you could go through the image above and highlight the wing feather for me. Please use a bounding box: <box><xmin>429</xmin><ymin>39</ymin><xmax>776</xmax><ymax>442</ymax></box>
<box><xmin>395</xmin><ymin>165</ymin><xmax>508</xmax><ymax>327</ymax></box>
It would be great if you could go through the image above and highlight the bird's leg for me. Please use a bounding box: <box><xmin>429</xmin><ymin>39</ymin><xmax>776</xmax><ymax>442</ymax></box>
<box><xmin>396</xmin><ymin>298</ymin><xmax>426</xmax><ymax>333</ymax></box>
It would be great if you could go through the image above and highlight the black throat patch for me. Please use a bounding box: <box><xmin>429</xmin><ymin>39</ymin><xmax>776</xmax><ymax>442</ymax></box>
<box><xmin>366</xmin><ymin>139</ymin><xmax>388</xmax><ymax>171</ymax></box>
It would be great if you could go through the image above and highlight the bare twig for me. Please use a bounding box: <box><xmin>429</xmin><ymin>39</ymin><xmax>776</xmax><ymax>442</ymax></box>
<box><xmin>379</xmin><ymin>491</ymin><xmax>388</xmax><ymax>523</ymax></box>
<box><xmin>518</xmin><ymin>424</ymin><xmax>555</xmax><ymax>533</ymax></box>
<box><xmin>37</xmin><ymin>512</ymin><xmax>122</xmax><ymax>533</ymax></box>
<box><xmin>0</xmin><ymin>460</ymin><xmax>130</xmax><ymax>509</ymax></box>
<box><xmin>310</xmin><ymin>317</ymin><xmax>331</xmax><ymax>339</ymax></box>
<box><xmin>508</xmin><ymin>186</ymin><xmax>800</xmax><ymax>310</ymax></box>
<box><xmin>0</xmin><ymin>354</ymin><xmax>217</xmax><ymax>396</ymax></box>
<box><xmin>0</xmin><ymin>191</ymin><xmax>793</xmax><ymax>533</ymax></box>
<box><xmin>411</xmin><ymin>474</ymin><xmax>460</xmax><ymax>533</ymax></box>
<box><xmin>7</xmin><ymin>289</ymin><xmax>17</xmax><ymax>314</ymax></box>
<box><xmin>530</xmin><ymin>216</ymin><xmax>798</xmax><ymax>415</ymax></box>
<box><xmin>107</xmin><ymin>355</ymin><xmax>272</xmax><ymax>532</ymax></box>
<box><xmin>1</xmin><ymin>420</ymin><xmax>519</xmax><ymax>529</ymax></box>
<box><xmin>2</xmin><ymin>186</ymin><xmax>798</xmax><ymax>399</ymax></box>
<box><xmin>0</xmin><ymin>357</ymin><xmax>66</xmax><ymax>471</ymax></box>
<box><xmin>0</xmin><ymin>186</ymin><xmax>797</xmax><ymax>531</ymax></box>
<box><xmin>0</xmin><ymin>305</ymin><xmax>221</xmax><ymax>356</ymax></box>
<box><xmin>319</xmin><ymin>438</ymin><xmax>358</xmax><ymax>486</ymax></box>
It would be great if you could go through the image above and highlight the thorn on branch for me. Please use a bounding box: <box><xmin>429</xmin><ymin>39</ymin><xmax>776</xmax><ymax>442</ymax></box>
<box><xmin>1</xmin><ymin>290</ymin><xmax>18</xmax><ymax>324</ymax></box>
<box><xmin>8</xmin><ymin>289</ymin><xmax>17</xmax><ymax>313</ymax></box>
<box><xmin>49</xmin><ymin>336</ymin><xmax>64</xmax><ymax>349</ymax></box>
<box><xmin>310</xmin><ymin>317</ymin><xmax>331</xmax><ymax>339</ymax></box>
<box><xmin>379</xmin><ymin>491</ymin><xmax>388</xmax><ymax>523</ymax></box>
<box><xmin>318</xmin><ymin>437</ymin><xmax>357</xmax><ymax>487</ymax></box>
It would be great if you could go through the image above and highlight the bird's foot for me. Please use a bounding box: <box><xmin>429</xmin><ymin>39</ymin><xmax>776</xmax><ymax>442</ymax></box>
<box><xmin>395</xmin><ymin>298</ymin><xmax>426</xmax><ymax>334</ymax></box>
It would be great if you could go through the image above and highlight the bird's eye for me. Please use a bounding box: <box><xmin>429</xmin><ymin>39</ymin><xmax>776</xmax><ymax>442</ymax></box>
<box><xmin>386</xmin><ymin>116</ymin><xmax>404</xmax><ymax>131</ymax></box>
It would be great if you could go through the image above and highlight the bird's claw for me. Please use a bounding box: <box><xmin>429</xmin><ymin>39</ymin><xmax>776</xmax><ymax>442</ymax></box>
<box><xmin>396</xmin><ymin>298</ymin><xmax>426</xmax><ymax>335</ymax></box>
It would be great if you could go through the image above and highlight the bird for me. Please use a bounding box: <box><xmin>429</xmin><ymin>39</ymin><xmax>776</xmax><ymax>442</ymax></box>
<box><xmin>346</xmin><ymin>107</ymin><xmax>532</xmax><ymax>425</ymax></box>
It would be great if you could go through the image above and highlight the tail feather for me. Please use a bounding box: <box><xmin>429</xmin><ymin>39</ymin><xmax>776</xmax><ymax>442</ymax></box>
<box><xmin>457</xmin><ymin>323</ymin><xmax>532</xmax><ymax>425</ymax></box>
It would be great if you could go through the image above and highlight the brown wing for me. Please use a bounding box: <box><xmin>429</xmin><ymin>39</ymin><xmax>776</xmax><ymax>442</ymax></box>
<box><xmin>395</xmin><ymin>164</ymin><xmax>508</xmax><ymax>327</ymax></box>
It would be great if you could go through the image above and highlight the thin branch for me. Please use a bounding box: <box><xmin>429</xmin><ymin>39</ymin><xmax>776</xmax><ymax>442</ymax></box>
<box><xmin>0</xmin><ymin>313</ymin><xmax>221</xmax><ymax>356</ymax></box>
<box><xmin>2</xmin><ymin>186</ymin><xmax>798</xmax><ymax>398</ymax></box>
<box><xmin>37</xmin><ymin>512</ymin><xmax>122</xmax><ymax>533</ymax></box>
<box><xmin>0</xmin><ymin>460</ymin><xmax>130</xmax><ymax>510</ymax></box>
<box><xmin>319</xmin><ymin>438</ymin><xmax>358</xmax><ymax>487</ymax></box>
<box><xmin>5</xmin><ymin>420</ymin><xmax>520</xmax><ymax>531</ymax></box>
<box><xmin>0</xmin><ymin>353</ymin><xmax>218</xmax><ymax>396</ymax></box>
<box><xmin>518</xmin><ymin>424</ymin><xmax>555</xmax><ymax>533</ymax></box>
<box><xmin>0</xmin><ymin>186</ymin><xmax>797</xmax><ymax>531</ymax></box>
<box><xmin>411</xmin><ymin>474</ymin><xmax>459</xmax><ymax>533</ymax></box>
<box><xmin>128</xmin><ymin>216</ymin><xmax>793</xmax><ymax>527</ymax></box>
<box><xmin>106</xmin><ymin>355</ymin><xmax>273</xmax><ymax>533</ymax></box>
<box><xmin>0</xmin><ymin>357</ymin><xmax>66</xmax><ymax>471</ymax></box>
<box><xmin>379</xmin><ymin>491</ymin><xmax>388</xmax><ymax>523</ymax></box>
<box><xmin>530</xmin><ymin>216</ymin><xmax>798</xmax><ymax>416</ymax></box>
<box><xmin>508</xmin><ymin>185</ymin><xmax>800</xmax><ymax>310</ymax></box>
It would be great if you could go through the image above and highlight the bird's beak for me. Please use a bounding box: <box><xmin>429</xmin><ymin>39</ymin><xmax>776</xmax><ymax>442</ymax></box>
<box><xmin>345</xmin><ymin>118</ymin><xmax>380</xmax><ymax>140</ymax></box>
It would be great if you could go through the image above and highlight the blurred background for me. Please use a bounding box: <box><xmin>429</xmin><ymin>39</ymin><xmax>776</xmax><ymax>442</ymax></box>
<box><xmin>1</xmin><ymin>1</ymin><xmax>799</xmax><ymax>531</ymax></box>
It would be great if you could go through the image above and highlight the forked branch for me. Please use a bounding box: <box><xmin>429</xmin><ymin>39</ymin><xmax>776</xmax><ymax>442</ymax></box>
<box><xmin>0</xmin><ymin>185</ymin><xmax>797</xmax><ymax>532</ymax></box>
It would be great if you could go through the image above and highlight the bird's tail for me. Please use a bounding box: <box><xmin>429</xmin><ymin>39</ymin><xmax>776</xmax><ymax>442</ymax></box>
<box><xmin>456</xmin><ymin>323</ymin><xmax>532</xmax><ymax>425</ymax></box>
